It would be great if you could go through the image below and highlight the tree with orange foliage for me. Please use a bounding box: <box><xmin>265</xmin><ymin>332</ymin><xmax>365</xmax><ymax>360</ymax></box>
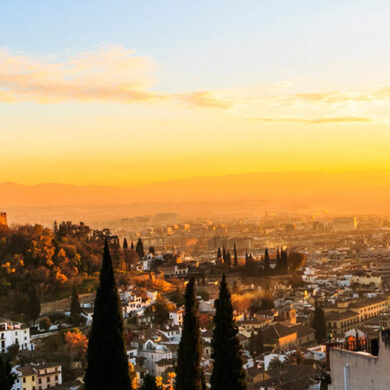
<box><xmin>64</xmin><ymin>329</ymin><xmax>88</xmax><ymax>362</ymax></box>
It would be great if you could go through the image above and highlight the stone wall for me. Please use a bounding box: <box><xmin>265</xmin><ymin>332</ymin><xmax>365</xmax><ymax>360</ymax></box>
<box><xmin>330</xmin><ymin>335</ymin><xmax>390</xmax><ymax>390</ymax></box>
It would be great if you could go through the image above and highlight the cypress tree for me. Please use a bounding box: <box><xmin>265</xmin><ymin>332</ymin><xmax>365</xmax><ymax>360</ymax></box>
<box><xmin>0</xmin><ymin>355</ymin><xmax>16</xmax><ymax>390</ymax></box>
<box><xmin>136</xmin><ymin>238</ymin><xmax>145</xmax><ymax>259</ymax></box>
<box><xmin>248</xmin><ymin>331</ymin><xmax>256</xmax><ymax>357</ymax></box>
<box><xmin>222</xmin><ymin>246</ymin><xmax>227</xmax><ymax>263</ymax></box>
<box><xmin>264</xmin><ymin>248</ymin><xmax>270</xmax><ymax>273</ymax></box>
<box><xmin>211</xmin><ymin>274</ymin><xmax>246</xmax><ymax>390</ymax></box>
<box><xmin>176</xmin><ymin>277</ymin><xmax>201</xmax><ymax>390</ymax></box>
<box><xmin>123</xmin><ymin>238</ymin><xmax>128</xmax><ymax>249</ymax></box>
<box><xmin>233</xmin><ymin>243</ymin><xmax>238</xmax><ymax>268</ymax></box>
<box><xmin>254</xmin><ymin>330</ymin><xmax>264</xmax><ymax>356</ymax></box>
<box><xmin>85</xmin><ymin>241</ymin><xmax>131</xmax><ymax>390</ymax></box>
<box><xmin>70</xmin><ymin>285</ymin><xmax>81</xmax><ymax>323</ymax></box>
<box><xmin>217</xmin><ymin>248</ymin><xmax>222</xmax><ymax>261</ymax></box>
<box><xmin>131</xmin><ymin>241</ymin><xmax>135</xmax><ymax>250</ymax></box>
<box><xmin>276</xmin><ymin>248</ymin><xmax>281</xmax><ymax>270</ymax></box>
<box><xmin>25</xmin><ymin>284</ymin><xmax>40</xmax><ymax>322</ymax></box>
<box><xmin>312</xmin><ymin>299</ymin><xmax>327</xmax><ymax>343</ymax></box>
<box><xmin>281</xmin><ymin>248</ymin><xmax>288</xmax><ymax>272</ymax></box>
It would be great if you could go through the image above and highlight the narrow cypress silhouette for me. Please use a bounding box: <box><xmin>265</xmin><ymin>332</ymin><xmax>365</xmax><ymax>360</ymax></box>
<box><xmin>70</xmin><ymin>285</ymin><xmax>81</xmax><ymax>323</ymax></box>
<box><xmin>176</xmin><ymin>277</ymin><xmax>202</xmax><ymax>390</ymax></box>
<box><xmin>25</xmin><ymin>284</ymin><xmax>40</xmax><ymax>322</ymax></box>
<box><xmin>123</xmin><ymin>238</ymin><xmax>128</xmax><ymax>249</ymax></box>
<box><xmin>85</xmin><ymin>241</ymin><xmax>131</xmax><ymax>390</ymax></box>
<box><xmin>233</xmin><ymin>243</ymin><xmax>238</xmax><ymax>268</ymax></box>
<box><xmin>211</xmin><ymin>274</ymin><xmax>246</xmax><ymax>390</ymax></box>
<box><xmin>136</xmin><ymin>238</ymin><xmax>145</xmax><ymax>258</ymax></box>
<box><xmin>312</xmin><ymin>299</ymin><xmax>327</xmax><ymax>343</ymax></box>
<box><xmin>264</xmin><ymin>248</ymin><xmax>270</xmax><ymax>273</ymax></box>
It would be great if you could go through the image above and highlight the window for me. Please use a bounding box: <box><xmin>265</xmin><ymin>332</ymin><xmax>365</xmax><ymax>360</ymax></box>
<box><xmin>23</xmin><ymin>377</ymin><xmax>26</xmax><ymax>383</ymax></box>
<box><xmin>55</xmin><ymin>375</ymin><xmax>58</xmax><ymax>381</ymax></box>
<box><xmin>47</xmin><ymin>376</ymin><xmax>50</xmax><ymax>382</ymax></box>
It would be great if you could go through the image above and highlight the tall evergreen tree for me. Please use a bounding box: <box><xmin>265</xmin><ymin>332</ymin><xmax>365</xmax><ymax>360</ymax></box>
<box><xmin>253</xmin><ymin>330</ymin><xmax>264</xmax><ymax>357</ymax></box>
<box><xmin>211</xmin><ymin>275</ymin><xmax>246</xmax><ymax>390</ymax></box>
<box><xmin>70</xmin><ymin>285</ymin><xmax>82</xmax><ymax>323</ymax></box>
<box><xmin>136</xmin><ymin>238</ymin><xmax>145</xmax><ymax>259</ymax></box>
<box><xmin>123</xmin><ymin>238</ymin><xmax>128</xmax><ymax>249</ymax></box>
<box><xmin>233</xmin><ymin>243</ymin><xmax>238</xmax><ymax>268</ymax></box>
<box><xmin>222</xmin><ymin>246</ymin><xmax>227</xmax><ymax>263</ymax></box>
<box><xmin>275</xmin><ymin>248</ymin><xmax>281</xmax><ymax>270</ymax></box>
<box><xmin>85</xmin><ymin>241</ymin><xmax>131</xmax><ymax>390</ymax></box>
<box><xmin>130</xmin><ymin>241</ymin><xmax>135</xmax><ymax>250</ymax></box>
<box><xmin>0</xmin><ymin>354</ymin><xmax>16</xmax><ymax>390</ymax></box>
<box><xmin>217</xmin><ymin>248</ymin><xmax>222</xmax><ymax>261</ymax></box>
<box><xmin>25</xmin><ymin>284</ymin><xmax>40</xmax><ymax>322</ymax></box>
<box><xmin>312</xmin><ymin>299</ymin><xmax>327</xmax><ymax>343</ymax></box>
<box><xmin>176</xmin><ymin>277</ymin><xmax>201</xmax><ymax>390</ymax></box>
<box><xmin>264</xmin><ymin>248</ymin><xmax>270</xmax><ymax>273</ymax></box>
<box><xmin>281</xmin><ymin>248</ymin><xmax>288</xmax><ymax>273</ymax></box>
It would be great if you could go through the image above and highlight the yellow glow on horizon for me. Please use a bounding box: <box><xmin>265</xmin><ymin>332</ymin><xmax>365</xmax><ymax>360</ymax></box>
<box><xmin>1</xmin><ymin>47</ymin><xmax>390</xmax><ymax>186</ymax></box>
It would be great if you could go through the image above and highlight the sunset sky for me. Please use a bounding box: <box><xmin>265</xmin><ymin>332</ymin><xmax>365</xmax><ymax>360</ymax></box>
<box><xmin>1</xmin><ymin>0</ymin><xmax>390</xmax><ymax>186</ymax></box>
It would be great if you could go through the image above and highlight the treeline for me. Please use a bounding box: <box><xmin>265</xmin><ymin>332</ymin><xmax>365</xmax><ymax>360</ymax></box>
<box><xmin>216</xmin><ymin>245</ymin><xmax>306</xmax><ymax>276</ymax></box>
<box><xmin>0</xmin><ymin>223</ymin><xmax>141</xmax><ymax>320</ymax></box>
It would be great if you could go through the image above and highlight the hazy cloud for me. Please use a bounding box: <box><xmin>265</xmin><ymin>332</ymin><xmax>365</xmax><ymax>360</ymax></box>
<box><xmin>0</xmin><ymin>47</ymin><xmax>390</xmax><ymax>125</ymax></box>
<box><xmin>174</xmin><ymin>91</ymin><xmax>232</xmax><ymax>108</ymax></box>
<box><xmin>249</xmin><ymin>116</ymin><xmax>373</xmax><ymax>124</ymax></box>
<box><xmin>0</xmin><ymin>46</ymin><xmax>164</xmax><ymax>103</ymax></box>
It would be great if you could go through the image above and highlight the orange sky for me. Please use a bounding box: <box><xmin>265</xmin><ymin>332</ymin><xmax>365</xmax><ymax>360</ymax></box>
<box><xmin>2</xmin><ymin>1</ymin><xmax>390</xmax><ymax>186</ymax></box>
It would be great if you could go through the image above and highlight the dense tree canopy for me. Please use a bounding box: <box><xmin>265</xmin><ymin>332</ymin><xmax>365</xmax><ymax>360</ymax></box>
<box><xmin>0</xmin><ymin>223</ymin><xmax>120</xmax><ymax>318</ymax></box>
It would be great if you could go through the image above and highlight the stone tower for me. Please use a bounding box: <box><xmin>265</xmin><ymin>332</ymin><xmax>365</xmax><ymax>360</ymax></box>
<box><xmin>0</xmin><ymin>212</ymin><xmax>8</xmax><ymax>226</ymax></box>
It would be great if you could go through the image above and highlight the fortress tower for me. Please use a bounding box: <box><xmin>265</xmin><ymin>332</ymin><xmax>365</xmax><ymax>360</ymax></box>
<box><xmin>0</xmin><ymin>212</ymin><xmax>7</xmax><ymax>226</ymax></box>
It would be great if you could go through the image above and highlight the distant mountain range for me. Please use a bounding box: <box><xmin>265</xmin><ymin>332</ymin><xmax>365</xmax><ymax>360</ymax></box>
<box><xmin>1</xmin><ymin>170</ymin><xmax>390</xmax><ymax>223</ymax></box>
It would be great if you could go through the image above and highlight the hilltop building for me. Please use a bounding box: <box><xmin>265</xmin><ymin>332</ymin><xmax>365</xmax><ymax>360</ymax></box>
<box><xmin>0</xmin><ymin>212</ymin><xmax>7</xmax><ymax>226</ymax></box>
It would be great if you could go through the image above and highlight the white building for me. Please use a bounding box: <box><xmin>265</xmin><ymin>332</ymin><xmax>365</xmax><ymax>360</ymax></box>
<box><xmin>138</xmin><ymin>339</ymin><xmax>173</xmax><ymax>375</ymax></box>
<box><xmin>169</xmin><ymin>309</ymin><xmax>184</xmax><ymax>326</ymax></box>
<box><xmin>0</xmin><ymin>320</ymin><xmax>33</xmax><ymax>353</ymax></box>
<box><xmin>120</xmin><ymin>289</ymin><xmax>154</xmax><ymax>318</ymax></box>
